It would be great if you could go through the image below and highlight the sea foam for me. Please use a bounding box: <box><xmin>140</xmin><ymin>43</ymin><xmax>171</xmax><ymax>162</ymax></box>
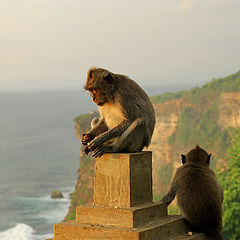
<box><xmin>0</xmin><ymin>223</ymin><xmax>53</xmax><ymax>240</ymax></box>
<box><xmin>0</xmin><ymin>187</ymin><xmax>73</xmax><ymax>240</ymax></box>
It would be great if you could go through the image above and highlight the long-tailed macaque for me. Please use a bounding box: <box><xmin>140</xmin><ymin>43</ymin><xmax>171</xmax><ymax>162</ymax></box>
<box><xmin>161</xmin><ymin>145</ymin><xmax>224</xmax><ymax>240</ymax></box>
<box><xmin>81</xmin><ymin>67</ymin><xmax>155</xmax><ymax>158</ymax></box>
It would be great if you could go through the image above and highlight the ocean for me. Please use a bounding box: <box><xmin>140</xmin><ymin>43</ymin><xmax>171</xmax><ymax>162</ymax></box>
<box><xmin>0</xmin><ymin>89</ymin><xmax>96</xmax><ymax>239</ymax></box>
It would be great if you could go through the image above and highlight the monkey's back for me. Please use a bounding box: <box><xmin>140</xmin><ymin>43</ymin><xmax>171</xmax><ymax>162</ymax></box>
<box><xmin>176</xmin><ymin>165</ymin><xmax>222</xmax><ymax>232</ymax></box>
<box><xmin>115</xmin><ymin>74</ymin><xmax>156</xmax><ymax>146</ymax></box>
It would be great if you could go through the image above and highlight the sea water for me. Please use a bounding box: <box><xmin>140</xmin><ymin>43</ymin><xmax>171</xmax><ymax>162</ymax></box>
<box><xmin>0</xmin><ymin>89</ymin><xmax>96</xmax><ymax>239</ymax></box>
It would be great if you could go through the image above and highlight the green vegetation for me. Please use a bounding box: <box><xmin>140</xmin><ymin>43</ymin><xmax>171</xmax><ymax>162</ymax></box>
<box><xmin>80</xmin><ymin>154</ymin><xmax>93</xmax><ymax>167</ymax></box>
<box><xmin>168</xmin><ymin>205</ymin><xmax>180</xmax><ymax>215</ymax></box>
<box><xmin>65</xmin><ymin>211</ymin><xmax>76</xmax><ymax>221</ymax></box>
<box><xmin>218</xmin><ymin>130</ymin><xmax>240</xmax><ymax>240</ymax></box>
<box><xmin>168</xmin><ymin>95</ymin><xmax>236</xmax><ymax>161</ymax></box>
<box><xmin>152</xmin><ymin>70</ymin><xmax>240</xmax><ymax>104</ymax></box>
<box><xmin>151</xmin><ymin>91</ymin><xmax>186</xmax><ymax>104</ymax></box>
<box><xmin>153</xmin><ymin>194</ymin><xmax>163</xmax><ymax>202</ymax></box>
<box><xmin>202</xmin><ymin>71</ymin><xmax>240</xmax><ymax>93</ymax></box>
<box><xmin>158</xmin><ymin>165</ymin><xmax>173</xmax><ymax>190</ymax></box>
<box><xmin>75</xmin><ymin>113</ymin><xmax>92</xmax><ymax>120</ymax></box>
<box><xmin>65</xmin><ymin>192</ymin><xmax>77</xmax><ymax>221</ymax></box>
<box><xmin>74</xmin><ymin>111</ymin><xmax>99</xmax><ymax>132</ymax></box>
<box><xmin>154</xmin><ymin>165</ymin><xmax>174</xmax><ymax>201</ymax></box>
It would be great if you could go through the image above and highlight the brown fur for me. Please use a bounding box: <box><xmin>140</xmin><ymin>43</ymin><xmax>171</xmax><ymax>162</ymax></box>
<box><xmin>82</xmin><ymin>67</ymin><xmax>156</xmax><ymax>157</ymax></box>
<box><xmin>161</xmin><ymin>145</ymin><xmax>224</xmax><ymax>240</ymax></box>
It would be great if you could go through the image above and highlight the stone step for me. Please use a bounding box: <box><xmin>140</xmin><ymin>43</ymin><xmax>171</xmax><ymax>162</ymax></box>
<box><xmin>54</xmin><ymin>215</ymin><xmax>189</xmax><ymax>240</ymax></box>
<box><xmin>137</xmin><ymin>215</ymin><xmax>189</xmax><ymax>240</ymax></box>
<box><xmin>170</xmin><ymin>232</ymin><xmax>209</xmax><ymax>240</ymax></box>
<box><xmin>76</xmin><ymin>201</ymin><xmax>167</xmax><ymax>228</ymax></box>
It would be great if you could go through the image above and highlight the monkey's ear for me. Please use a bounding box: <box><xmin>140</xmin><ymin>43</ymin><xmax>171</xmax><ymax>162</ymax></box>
<box><xmin>181</xmin><ymin>154</ymin><xmax>186</xmax><ymax>165</ymax></box>
<box><xmin>104</xmin><ymin>73</ymin><xmax>115</xmax><ymax>84</ymax></box>
<box><xmin>207</xmin><ymin>154</ymin><xmax>212</xmax><ymax>165</ymax></box>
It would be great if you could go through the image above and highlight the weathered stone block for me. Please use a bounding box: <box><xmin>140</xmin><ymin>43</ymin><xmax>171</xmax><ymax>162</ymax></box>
<box><xmin>76</xmin><ymin>201</ymin><xmax>167</xmax><ymax>228</ymax></box>
<box><xmin>54</xmin><ymin>216</ymin><xmax>194</xmax><ymax>240</ymax></box>
<box><xmin>94</xmin><ymin>151</ymin><xmax>152</xmax><ymax>208</ymax></box>
<box><xmin>54</xmin><ymin>221</ymin><xmax>139</xmax><ymax>240</ymax></box>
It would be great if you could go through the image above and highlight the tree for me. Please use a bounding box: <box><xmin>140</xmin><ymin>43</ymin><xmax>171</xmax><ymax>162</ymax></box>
<box><xmin>219</xmin><ymin>130</ymin><xmax>240</xmax><ymax>240</ymax></box>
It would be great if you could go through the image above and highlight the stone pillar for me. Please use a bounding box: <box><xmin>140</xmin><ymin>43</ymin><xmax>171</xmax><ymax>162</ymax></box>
<box><xmin>53</xmin><ymin>152</ymin><xmax>201</xmax><ymax>240</ymax></box>
<box><xmin>94</xmin><ymin>152</ymin><xmax>152</xmax><ymax>208</ymax></box>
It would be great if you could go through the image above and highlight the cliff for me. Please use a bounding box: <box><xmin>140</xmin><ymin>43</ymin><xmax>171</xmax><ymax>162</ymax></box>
<box><xmin>65</xmin><ymin>70</ymin><xmax>240</xmax><ymax>220</ymax></box>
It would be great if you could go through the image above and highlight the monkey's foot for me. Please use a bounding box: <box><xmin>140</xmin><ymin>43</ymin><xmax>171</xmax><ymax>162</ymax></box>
<box><xmin>87</xmin><ymin>138</ymin><xmax>102</xmax><ymax>151</ymax></box>
<box><xmin>92</xmin><ymin>146</ymin><xmax>105</xmax><ymax>158</ymax></box>
<box><xmin>83</xmin><ymin>146</ymin><xmax>91</xmax><ymax>155</ymax></box>
<box><xmin>92</xmin><ymin>146</ymin><xmax>112</xmax><ymax>158</ymax></box>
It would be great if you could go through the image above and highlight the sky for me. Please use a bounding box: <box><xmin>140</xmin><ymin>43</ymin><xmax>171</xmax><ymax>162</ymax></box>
<box><xmin>0</xmin><ymin>0</ymin><xmax>239</xmax><ymax>91</ymax></box>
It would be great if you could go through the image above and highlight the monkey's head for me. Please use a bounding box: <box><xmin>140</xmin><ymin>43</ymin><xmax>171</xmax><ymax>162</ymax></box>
<box><xmin>181</xmin><ymin>145</ymin><xmax>212</xmax><ymax>166</ymax></box>
<box><xmin>84</xmin><ymin>67</ymin><xmax>116</xmax><ymax>106</ymax></box>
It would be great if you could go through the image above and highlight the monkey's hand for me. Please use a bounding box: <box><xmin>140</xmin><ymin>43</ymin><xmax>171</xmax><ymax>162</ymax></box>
<box><xmin>81</xmin><ymin>133</ymin><xmax>94</xmax><ymax>146</ymax></box>
<box><xmin>161</xmin><ymin>195</ymin><xmax>172</xmax><ymax>206</ymax></box>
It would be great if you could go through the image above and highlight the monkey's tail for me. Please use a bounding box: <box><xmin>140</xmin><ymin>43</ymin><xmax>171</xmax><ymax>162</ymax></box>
<box><xmin>206</xmin><ymin>229</ymin><xmax>225</xmax><ymax>240</ymax></box>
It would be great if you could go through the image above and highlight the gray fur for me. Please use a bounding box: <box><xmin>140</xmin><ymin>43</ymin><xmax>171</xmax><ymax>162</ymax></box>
<box><xmin>82</xmin><ymin>67</ymin><xmax>155</xmax><ymax>157</ymax></box>
<box><xmin>161</xmin><ymin>145</ymin><xmax>224</xmax><ymax>240</ymax></box>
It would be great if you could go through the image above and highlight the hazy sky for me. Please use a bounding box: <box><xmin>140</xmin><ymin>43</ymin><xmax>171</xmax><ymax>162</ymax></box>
<box><xmin>0</xmin><ymin>0</ymin><xmax>239</xmax><ymax>91</ymax></box>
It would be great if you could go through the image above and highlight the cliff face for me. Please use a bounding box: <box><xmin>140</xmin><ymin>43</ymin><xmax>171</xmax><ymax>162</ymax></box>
<box><xmin>216</xmin><ymin>92</ymin><xmax>240</xmax><ymax>129</ymax></box>
<box><xmin>148</xmin><ymin>99</ymin><xmax>187</xmax><ymax>198</ymax></box>
<box><xmin>65</xmin><ymin>113</ymin><xmax>97</xmax><ymax>220</ymax></box>
<box><xmin>65</xmin><ymin>71</ymin><xmax>240</xmax><ymax>220</ymax></box>
<box><xmin>149</xmin><ymin>92</ymin><xmax>240</xmax><ymax>198</ymax></box>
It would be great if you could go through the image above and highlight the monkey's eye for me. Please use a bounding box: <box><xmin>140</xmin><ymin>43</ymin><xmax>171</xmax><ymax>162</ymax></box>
<box><xmin>92</xmin><ymin>89</ymin><xmax>98</xmax><ymax>94</ymax></box>
<box><xmin>88</xmin><ymin>88</ymin><xmax>94</xmax><ymax>93</ymax></box>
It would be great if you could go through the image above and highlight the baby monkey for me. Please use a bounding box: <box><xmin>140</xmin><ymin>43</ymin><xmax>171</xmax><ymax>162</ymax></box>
<box><xmin>161</xmin><ymin>145</ymin><xmax>224</xmax><ymax>240</ymax></box>
<box><xmin>81</xmin><ymin>67</ymin><xmax>155</xmax><ymax>158</ymax></box>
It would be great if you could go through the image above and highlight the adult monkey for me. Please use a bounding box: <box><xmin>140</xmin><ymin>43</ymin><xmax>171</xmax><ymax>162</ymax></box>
<box><xmin>161</xmin><ymin>145</ymin><xmax>224</xmax><ymax>240</ymax></box>
<box><xmin>81</xmin><ymin>67</ymin><xmax>155</xmax><ymax>158</ymax></box>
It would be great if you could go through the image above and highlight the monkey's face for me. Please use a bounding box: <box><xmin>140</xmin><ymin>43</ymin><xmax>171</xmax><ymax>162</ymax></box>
<box><xmin>85</xmin><ymin>68</ymin><xmax>116</xmax><ymax>106</ymax></box>
<box><xmin>88</xmin><ymin>88</ymin><xmax>108</xmax><ymax>106</ymax></box>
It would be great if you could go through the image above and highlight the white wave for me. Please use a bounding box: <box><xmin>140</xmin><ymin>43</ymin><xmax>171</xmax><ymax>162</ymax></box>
<box><xmin>36</xmin><ymin>197</ymin><xmax>71</xmax><ymax>223</ymax></box>
<box><xmin>2</xmin><ymin>187</ymin><xmax>74</xmax><ymax>239</ymax></box>
<box><xmin>0</xmin><ymin>223</ymin><xmax>53</xmax><ymax>240</ymax></box>
<box><xmin>33</xmin><ymin>188</ymin><xmax>73</xmax><ymax>223</ymax></box>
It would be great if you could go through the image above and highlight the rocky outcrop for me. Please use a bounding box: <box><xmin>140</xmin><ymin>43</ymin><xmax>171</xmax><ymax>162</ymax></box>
<box><xmin>51</xmin><ymin>190</ymin><xmax>63</xmax><ymax>199</ymax></box>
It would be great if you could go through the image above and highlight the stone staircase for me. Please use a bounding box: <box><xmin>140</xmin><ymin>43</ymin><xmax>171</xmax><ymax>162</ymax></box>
<box><xmin>48</xmin><ymin>152</ymin><xmax>209</xmax><ymax>240</ymax></box>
